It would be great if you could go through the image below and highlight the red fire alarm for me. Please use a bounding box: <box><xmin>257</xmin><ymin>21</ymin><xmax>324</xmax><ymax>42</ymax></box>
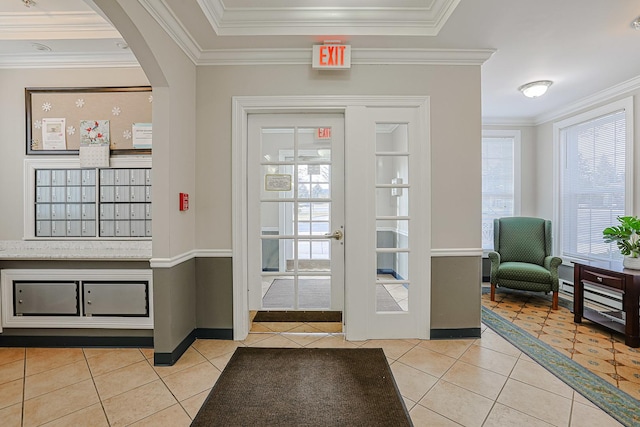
<box><xmin>179</xmin><ymin>192</ymin><xmax>189</xmax><ymax>211</ymax></box>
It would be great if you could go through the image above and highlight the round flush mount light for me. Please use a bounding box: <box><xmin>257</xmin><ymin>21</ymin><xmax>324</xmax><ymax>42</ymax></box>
<box><xmin>632</xmin><ymin>17</ymin><xmax>640</xmax><ymax>30</ymax></box>
<box><xmin>518</xmin><ymin>80</ymin><xmax>553</xmax><ymax>98</ymax></box>
<box><xmin>31</xmin><ymin>43</ymin><xmax>51</xmax><ymax>52</ymax></box>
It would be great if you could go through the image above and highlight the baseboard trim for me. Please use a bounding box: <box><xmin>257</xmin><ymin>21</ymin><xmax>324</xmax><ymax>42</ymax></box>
<box><xmin>430</xmin><ymin>328</ymin><xmax>481</xmax><ymax>339</ymax></box>
<box><xmin>153</xmin><ymin>328</ymin><xmax>234</xmax><ymax>366</ymax></box>
<box><xmin>0</xmin><ymin>335</ymin><xmax>153</xmax><ymax>348</ymax></box>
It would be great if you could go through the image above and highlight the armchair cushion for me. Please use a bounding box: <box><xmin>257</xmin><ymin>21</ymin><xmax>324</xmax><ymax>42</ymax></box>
<box><xmin>496</xmin><ymin>261</ymin><xmax>551</xmax><ymax>283</ymax></box>
<box><xmin>496</xmin><ymin>217</ymin><xmax>547</xmax><ymax>265</ymax></box>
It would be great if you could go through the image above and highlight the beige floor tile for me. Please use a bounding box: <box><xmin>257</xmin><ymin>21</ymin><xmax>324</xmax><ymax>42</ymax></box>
<box><xmin>360</xmin><ymin>339</ymin><xmax>416</xmax><ymax>360</ymax></box>
<box><xmin>0</xmin><ymin>378</ymin><xmax>23</xmax><ymax>410</ymax></box>
<box><xmin>24</xmin><ymin>359</ymin><xmax>91</xmax><ymax>400</ymax></box>
<box><xmin>483</xmin><ymin>402</ymin><xmax>554</xmax><ymax>427</ymax></box>
<box><xmin>409</xmin><ymin>404</ymin><xmax>461</xmax><ymax>426</ymax></box>
<box><xmin>253</xmin><ymin>322</ymin><xmax>302</xmax><ymax>332</ymax></box>
<box><xmin>398</xmin><ymin>346</ymin><xmax>457</xmax><ymax>378</ymax></box>
<box><xmin>207</xmin><ymin>351</ymin><xmax>235</xmax><ymax>372</ymax></box>
<box><xmin>162</xmin><ymin>361</ymin><xmax>221</xmax><ymax>402</ymax></box>
<box><xmin>0</xmin><ymin>403</ymin><xmax>23</xmax><ymax>427</ymax></box>
<box><xmin>249</xmin><ymin>322</ymin><xmax>273</xmax><ymax>332</ymax></box>
<box><xmin>402</xmin><ymin>396</ymin><xmax>416</xmax><ymax>412</ymax></box>
<box><xmin>180</xmin><ymin>388</ymin><xmax>210</xmax><ymax>418</ymax></box>
<box><xmin>86</xmin><ymin>348</ymin><xmax>145</xmax><ymax>377</ymax></box>
<box><xmin>39</xmin><ymin>403</ymin><xmax>109</xmax><ymax>427</ymax></box>
<box><xmin>572</xmin><ymin>391</ymin><xmax>597</xmax><ymax>408</ymax></box>
<box><xmin>390</xmin><ymin>361</ymin><xmax>438</xmax><ymax>403</ymax></box>
<box><xmin>25</xmin><ymin>348</ymin><xmax>85</xmax><ymax>376</ymax></box>
<box><xmin>0</xmin><ymin>348</ymin><xmax>25</xmax><ymax>366</ymax></box>
<box><xmin>93</xmin><ymin>360</ymin><xmax>159</xmax><ymax>400</ymax></box>
<box><xmin>441</xmin><ymin>360</ymin><xmax>508</xmax><ymax>400</ymax></box>
<box><xmin>241</xmin><ymin>333</ymin><xmax>272</xmax><ymax>346</ymax></box>
<box><xmin>569</xmin><ymin>401</ymin><xmax>624</xmax><ymax>427</ymax></box>
<box><xmin>458</xmin><ymin>344</ymin><xmax>518</xmax><ymax>377</ymax></box>
<box><xmin>153</xmin><ymin>347</ymin><xmax>208</xmax><ymax>378</ymax></box>
<box><xmin>140</xmin><ymin>347</ymin><xmax>154</xmax><ymax>360</ymax></box>
<box><xmin>129</xmin><ymin>403</ymin><xmax>192</xmax><ymax>427</ymax></box>
<box><xmin>246</xmin><ymin>334</ymin><xmax>302</xmax><ymax>348</ymax></box>
<box><xmin>509</xmin><ymin>359</ymin><xmax>573</xmax><ymax>398</ymax></box>
<box><xmin>416</xmin><ymin>339</ymin><xmax>475</xmax><ymax>359</ymax></box>
<box><xmin>0</xmin><ymin>360</ymin><xmax>24</xmax><ymax>386</ymax></box>
<box><xmin>192</xmin><ymin>338</ymin><xmax>242</xmax><ymax>361</ymax></box>
<box><xmin>306</xmin><ymin>322</ymin><xmax>343</xmax><ymax>333</ymax></box>
<box><xmin>474</xmin><ymin>331</ymin><xmax>521</xmax><ymax>357</ymax></box>
<box><xmin>419</xmin><ymin>380</ymin><xmax>493</xmax><ymax>427</ymax></box>
<box><xmin>23</xmin><ymin>379</ymin><xmax>99</xmax><ymax>427</ymax></box>
<box><xmin>102</xmin><ymin>380</ymin><xmax>177</xmax><ymax>427</ymax></box>
<box><xmin>281</xmin><ymin>332</ymin><xmax>327</xmax><ymax>347</ymax></box>
<box><xmin>82</xmin><ymin>348</ymin><xmax>118</xmax><ymax>359</ymax></box>
<box><xmin>286</xmin><ymin>323</ymin><xmax>331</xmax><ymax>333</ymax></box>
<box><xmin>496</xmin><ymin>379</ymin><xmax>571</xmax><ymax>426</ymax></box>
<box><xmin>306</xmin><ymin>334</ymin><xmax>360</xmax><ymax>348</ymax></box>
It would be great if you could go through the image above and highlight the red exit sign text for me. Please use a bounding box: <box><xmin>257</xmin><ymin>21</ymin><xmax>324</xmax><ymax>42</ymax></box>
<box><xmin>312</xmin><ymin>44</ymin><xmax>351</xmax><ymax>69</ymax></box>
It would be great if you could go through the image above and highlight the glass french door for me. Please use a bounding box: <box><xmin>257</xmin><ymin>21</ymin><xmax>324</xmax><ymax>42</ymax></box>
<box><xmin>247</xmin><ymin>114</ymin><xmax>344</xmax><ymax>312</ymax></box>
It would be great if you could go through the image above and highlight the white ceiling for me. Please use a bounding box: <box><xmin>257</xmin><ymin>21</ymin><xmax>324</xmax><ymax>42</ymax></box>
<box><xmin>1</xmin><ymin>0</ymin><xmax>640</xmax><ymax>124</ymax></box>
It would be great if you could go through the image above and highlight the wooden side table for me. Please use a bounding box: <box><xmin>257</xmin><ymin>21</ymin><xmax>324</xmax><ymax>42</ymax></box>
<box><xmin>573</xmin><ymin>261</ymin><xmax>640</xmax><ymax>348</ymax></box>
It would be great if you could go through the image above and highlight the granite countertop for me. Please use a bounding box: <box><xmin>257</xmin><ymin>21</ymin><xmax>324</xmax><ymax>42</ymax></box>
<box><xmin>0</xmin><ymin>240</ymin><xmax>152</xmax><ymax>260</ymax></box>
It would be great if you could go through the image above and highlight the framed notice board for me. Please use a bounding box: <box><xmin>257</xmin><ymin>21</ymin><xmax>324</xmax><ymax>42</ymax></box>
<box><xmin>26</xmin><ymin>86</ymin><xmax>152</xmax><ymax>155</ymax></box>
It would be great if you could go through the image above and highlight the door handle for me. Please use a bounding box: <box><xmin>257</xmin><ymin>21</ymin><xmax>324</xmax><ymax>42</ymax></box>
<box><xmin>324</xmin><ymin>230</ymin><xmax>344</xmax><ymax>240</ymax></box>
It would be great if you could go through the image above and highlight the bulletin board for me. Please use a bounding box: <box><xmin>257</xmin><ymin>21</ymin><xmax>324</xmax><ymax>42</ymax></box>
<box><xmin>26</xmin><ymin>86</ymin><xmax>152</xmax><ymax>155</ymax></box>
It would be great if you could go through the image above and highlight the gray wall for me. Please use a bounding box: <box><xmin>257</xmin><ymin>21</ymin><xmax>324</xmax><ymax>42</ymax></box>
<box><xmin>432</xmin><ymin>257</ymin><xmax>482</xmax><ymax>330</ymax></box>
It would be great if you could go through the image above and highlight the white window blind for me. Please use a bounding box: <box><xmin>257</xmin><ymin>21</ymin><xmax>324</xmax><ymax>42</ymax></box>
<box><xmin>482</xmin><ymin>136</ymin><xmax>515</xmax><ymax>250</ymax></box>
<box><xmin>560</xmin><ymin>110</ymin><xmax>626</xmax><ymax>261</ymax></box>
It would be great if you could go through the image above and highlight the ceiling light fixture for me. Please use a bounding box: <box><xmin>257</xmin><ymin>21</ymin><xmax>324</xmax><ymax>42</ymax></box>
<box><xmin>22</xmin><ymin>0</ymin><xmax>36</xmax><ymax>7</ymax></box>
<box><xmin>518</xmin><ymin>80</ymin><xmax>553</xmax><ymax>98</ymax></box>
<box><xmin>632</xmin><ymin>17</ymin><xmax>640</xmax><ymax>30</ymax></box>
<box><xmin>31</xmin><ymin>43</ymin><xmax>51</xmax><ymax>52</ymax></box>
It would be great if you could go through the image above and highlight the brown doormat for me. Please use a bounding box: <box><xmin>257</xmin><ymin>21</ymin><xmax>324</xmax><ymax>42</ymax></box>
<box><xmin>191</xmin><ymin>347</ymin><xmax>412</xmax><ymax>427</ymax></box>
<box><xmin>253</xmin><ymin>310</ymin><xmax>342</xmax><ymax>322</ymax></box>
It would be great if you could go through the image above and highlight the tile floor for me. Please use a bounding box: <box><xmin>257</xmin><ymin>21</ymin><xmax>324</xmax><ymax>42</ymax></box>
<box><xmin>0</xmin><ymin>324</ymin><xmax>625</xmax><ymax>426</ymax></box>
<box><xmin>483</xmin><ymin>287</ymin><xmax>640</xmax><ymax>401</ymax></box>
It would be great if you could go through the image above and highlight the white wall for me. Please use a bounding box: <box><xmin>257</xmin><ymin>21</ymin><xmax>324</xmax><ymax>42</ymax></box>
<box><xmin>195</xmin><ymin>64</ymin><xmax>483</xmax><ymax>253</ymax></box>
<box><xmin>0</xmin><ymin>67</ymin><xmax>149</xmax><ymax>240</ymax></box>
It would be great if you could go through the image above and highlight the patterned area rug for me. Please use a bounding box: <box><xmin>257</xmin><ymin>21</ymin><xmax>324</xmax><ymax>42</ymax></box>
<box><xmin>482</xmin><ymin>287</ymin><xmax>640</xmax><ymax>426</ymax></box>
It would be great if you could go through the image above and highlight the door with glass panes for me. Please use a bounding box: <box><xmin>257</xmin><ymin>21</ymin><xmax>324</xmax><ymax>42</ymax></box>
<box><xmin>247</xmin><ymin>114</ymin><xmax>344</xmax><ymax>313</ymax></box>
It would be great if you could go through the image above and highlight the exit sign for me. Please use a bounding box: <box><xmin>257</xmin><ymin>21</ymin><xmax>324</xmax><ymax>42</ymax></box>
<box><xmin>312</xmin><ymin>44</ymin><xmax>351</xmax><ymax>69</ymax></box>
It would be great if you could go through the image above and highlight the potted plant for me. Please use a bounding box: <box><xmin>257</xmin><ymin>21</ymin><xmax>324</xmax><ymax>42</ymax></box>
<box><xmin>603</xmin><ymin>216</ymin><xmax>640</xmax><ymax>269</ymax></box>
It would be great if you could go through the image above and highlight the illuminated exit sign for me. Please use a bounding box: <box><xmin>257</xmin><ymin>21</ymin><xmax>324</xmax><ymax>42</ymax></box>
<box><xmin>312</xmin><ymin>44</ymin><xmax>351</xmax><ymax>69</ymax></box>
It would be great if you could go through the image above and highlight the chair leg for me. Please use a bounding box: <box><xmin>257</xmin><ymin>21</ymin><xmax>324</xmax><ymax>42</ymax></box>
<box><xmin>552</xmin><ymin>291</ymin><xmax>558</xmax><ymax>310</ymax></box>
<box><xmin>490</xmin><ymin>284</ymin><xmax>496</xmax><ymax>301</ymax></box>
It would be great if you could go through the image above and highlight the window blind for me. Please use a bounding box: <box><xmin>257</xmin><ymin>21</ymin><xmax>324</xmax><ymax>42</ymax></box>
<box><xmin>482</xmin><ymin>137</ymin><xmax>514</xmax><ymax>250</ymax></box>
<box><xmin>561</xmin><ymin>110</ymin><xmax>626</xmax><ymax>261</ymax></box>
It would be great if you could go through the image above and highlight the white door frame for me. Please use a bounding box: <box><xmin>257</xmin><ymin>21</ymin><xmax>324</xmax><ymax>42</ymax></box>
<box><xmin>232</xmin><ymin>95</ymin><xmax>431</xmax><ymax>340</ymax></box>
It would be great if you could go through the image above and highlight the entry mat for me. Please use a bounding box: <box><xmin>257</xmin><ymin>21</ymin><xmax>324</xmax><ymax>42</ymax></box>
<box><xmin>253</xmin><ymin>310</ymin><xmax>342</xmax><ymax>323</ymax></box>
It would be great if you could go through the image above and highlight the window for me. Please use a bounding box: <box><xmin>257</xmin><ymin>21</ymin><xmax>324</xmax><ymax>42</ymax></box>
<box><xmin>555</xmin><ymin>98</ymin><xmax>633</xmax><ymax>262</ymax></box>
<box><xmin>482</xmin><ymin>130</ymin><xmax>521</xmax><ymax>250</ymax></box>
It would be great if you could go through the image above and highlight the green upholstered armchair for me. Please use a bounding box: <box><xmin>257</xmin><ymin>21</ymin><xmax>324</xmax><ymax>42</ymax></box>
<box><xmin>488</xmin><ymin>217</ymin><xmax>563</xmax><ymax>310</ymax></box>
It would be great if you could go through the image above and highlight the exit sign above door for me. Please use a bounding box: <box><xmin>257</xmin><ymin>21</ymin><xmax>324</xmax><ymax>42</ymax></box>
<box><xmin>312</xmin><ymin>44</ymin><xmax>351</xmax><ymax>69</ymax></box>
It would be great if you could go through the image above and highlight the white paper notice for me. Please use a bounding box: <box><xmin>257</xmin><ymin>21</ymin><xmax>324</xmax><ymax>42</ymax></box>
<box><xmin>132</xmin><ymin>123</ymin><xmax>152</xmax><ymax>149</ymax></box>
<box><xmin>42</xmin><ymin>118</ymin><xmax>66</xmax><ymax>150</ymax></box>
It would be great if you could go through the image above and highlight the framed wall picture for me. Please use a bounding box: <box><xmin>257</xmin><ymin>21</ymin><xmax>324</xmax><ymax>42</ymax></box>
<box><xmin>26</xmin><ymin>86</ymin><xmax>152</xmax><ymax>155</ymax></box>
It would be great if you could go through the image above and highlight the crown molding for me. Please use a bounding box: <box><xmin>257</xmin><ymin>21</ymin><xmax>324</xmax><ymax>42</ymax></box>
<box><xmin>138</xmin><ymin>0</ymin><xmax>202</xmax><ymax>64</ymax></box>
<box><xmin>197</xmin><ymin>0</ymin><xmax>460</xmax><ymax>36</ymax></box>
<box><xmin>198</xmin><ymin>47</ymin><xmax>495</xmax><ymax>66</ymax></box>
<box><xmin>0</xmin><ymin>51</ymin><xmax>139</xmax><ymax>69</ymax></box>
<box><xmin>482</xmin><ymin>117</ymin><xmax>536</xmax><ymax>127</ymax></box>
<box><xmin>534</xmin><ymin>74</ymin><xmax>640</xmax><ymax>125</ymax></box>
<box><xmin>0</xmin><ymin>11</ymin><xmax>119</xmax><ymax>40</ymax></box>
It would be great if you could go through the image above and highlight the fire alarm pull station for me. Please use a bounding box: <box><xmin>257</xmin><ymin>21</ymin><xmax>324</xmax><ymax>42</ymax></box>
<box><xmin>179</xmin><ymin>192</ymin><xmax>189</xmax><ymax>211</ymax></box>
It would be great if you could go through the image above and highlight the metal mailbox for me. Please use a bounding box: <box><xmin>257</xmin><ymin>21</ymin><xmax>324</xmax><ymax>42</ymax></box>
<box><xmin>83</xmin><ymin>282</ymin><xmax>148</xmax><ymax>316</ymax></box>
<box><xmin>14</xmin><ymin>282</ymin><xmax>79</xmax><ymax>315</ymax></box>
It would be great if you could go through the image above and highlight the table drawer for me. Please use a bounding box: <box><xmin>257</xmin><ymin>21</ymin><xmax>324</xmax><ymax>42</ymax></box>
<box><xmin>582</xmin><ymin>269</ymin><xmax>624</xmax><ymax>290</ymax></box>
